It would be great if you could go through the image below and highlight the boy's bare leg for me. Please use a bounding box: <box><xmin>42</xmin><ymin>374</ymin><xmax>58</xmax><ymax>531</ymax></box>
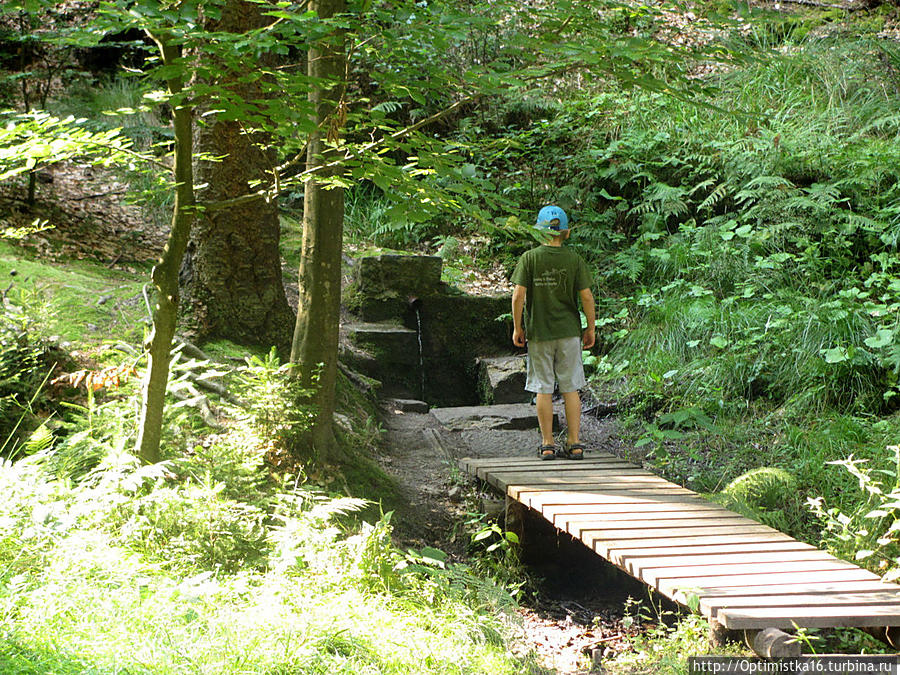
<box><xmin>562</xmin><ymin>391</ymin><xmax>581</xmax><ymax>445</ymax></box>
<box><xmin>536</xmin><ymin>393</ymin><xmax>555</xmax><ymax>446</ymax></box>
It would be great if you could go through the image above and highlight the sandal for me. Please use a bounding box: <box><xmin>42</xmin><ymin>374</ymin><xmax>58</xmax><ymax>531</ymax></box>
<box><xmin>558</xmin><ymin>443</ymin><xmax>585</xmax><ymax>460</ymax></box>
<box><xmin>538</xmin><ymin>444</ymin><xmax>557</xmax><ymax>460</ymax></box>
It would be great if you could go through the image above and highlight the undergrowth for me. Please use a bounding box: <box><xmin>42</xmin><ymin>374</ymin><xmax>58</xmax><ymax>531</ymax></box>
<box><xmin>0</xmin><ymin>291</ymin><xmax>538</xmax><ymax>674</ymax></box>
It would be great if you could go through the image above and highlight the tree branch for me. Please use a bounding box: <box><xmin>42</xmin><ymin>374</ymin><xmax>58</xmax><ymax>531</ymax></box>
<box><xmin>199</xmin><ymin>94</ymin><xmax>475</xmax><ymax>213</ymax></box>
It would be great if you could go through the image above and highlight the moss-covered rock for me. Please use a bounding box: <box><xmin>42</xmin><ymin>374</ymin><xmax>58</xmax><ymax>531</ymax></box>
<box><xmin>714</xmin><ymin>467</ymin><xmax>805</xmax><ymax>536</ymax></box>
<box><xmin>722</xmin><ymin>467</ymin><xmax>797</xmax><ymax>510</ymax></box>
<box><xmin>355</xmin><ymin>254</ymin><xmax>442</xmax><ymax>298</ymax></box>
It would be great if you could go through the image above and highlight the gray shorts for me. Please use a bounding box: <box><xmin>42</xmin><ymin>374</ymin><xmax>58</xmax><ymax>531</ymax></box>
<box><xmin>525</xmin><ymin>337</ymin><xmax>587</xmax><ymax>394</ymax></box>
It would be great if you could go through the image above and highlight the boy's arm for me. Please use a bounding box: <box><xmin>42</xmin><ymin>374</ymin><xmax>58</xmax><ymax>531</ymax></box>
<box><xmin>512</xmin><ymin>285</ymin><xmax>527</xmax><ymax>347</ymax></box>
<box><xmin>580</xmin><ymin>287</ymin><xmax>596</xmax><ymax>349</ymax></box>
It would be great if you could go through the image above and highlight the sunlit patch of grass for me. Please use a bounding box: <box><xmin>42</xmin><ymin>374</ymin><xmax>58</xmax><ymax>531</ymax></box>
<box><xmin>0</xmin><ymin>348</ymin><xmax>536</xmax><ymax>674</ymax></box>
<box><xmin>0</xmin><ymin>242</ymin><xmax>148</xmax><ymax>345</ymax></box>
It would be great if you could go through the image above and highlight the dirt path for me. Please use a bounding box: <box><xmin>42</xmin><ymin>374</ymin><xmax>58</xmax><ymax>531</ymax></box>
<box><xmin>376</xmin><ymin>398</ymin><xmax>655</xmax><ymax>674</ymax></box>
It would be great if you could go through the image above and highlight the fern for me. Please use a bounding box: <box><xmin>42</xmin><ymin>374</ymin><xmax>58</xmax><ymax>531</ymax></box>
<box><xmin>697</xmin><ymin>181</ymin><xmax>731</xmax><ymax>213</ymax></box>
<box><xmin>630</xmin><ymin>182</ymin><xmax>690</xmax><ymax>218</ymax></box>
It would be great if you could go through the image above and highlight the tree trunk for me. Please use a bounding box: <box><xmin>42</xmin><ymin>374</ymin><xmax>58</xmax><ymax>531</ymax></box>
<box><xmin>290</xmin><ymin>0</ymin><xmax>348</xmax><ymax>463</ymax></box>
<box><xmin>135</xmin><ymin>37</ymin><xmax>194</xmax><ymax>464</ymax></box>
<box><xmin>179</xmin><ymin>0</ymin><xmax>294</xmax><ymax>355</ymax></box>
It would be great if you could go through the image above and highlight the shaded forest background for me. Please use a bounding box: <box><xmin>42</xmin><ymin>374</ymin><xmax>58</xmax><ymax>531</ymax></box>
<box><xmin>2</xmin><ymin>0</ymin><xmax>900</xmax><ymax>671</ymax></box>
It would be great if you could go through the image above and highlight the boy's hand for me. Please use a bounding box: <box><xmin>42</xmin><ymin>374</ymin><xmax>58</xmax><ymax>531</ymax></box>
<box><xmin>582</xmin><ymin>327</ymin><xmax>595</xmax><ymax>349</ymax></box>
<box><xmin>513</xmin><ymin>327</ymin><xmax>526</xmax><ymax>347</ymax></box>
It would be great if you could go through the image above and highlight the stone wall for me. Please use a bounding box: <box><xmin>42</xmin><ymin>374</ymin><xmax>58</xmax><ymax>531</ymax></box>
<box><xmin>343</xmin><ymin>254</ymin><xmax>514</xmax><ymax>406</ymax></box>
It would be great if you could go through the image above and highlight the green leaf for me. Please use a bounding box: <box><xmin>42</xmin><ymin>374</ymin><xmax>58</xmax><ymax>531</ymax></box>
<box><xmin>710</xmin><ymin>336</ymin><xmax>729</xmax><ymax>349</ymax></box>
<box><xmin>420</xmin><ymin>546</ymin><xmax>447</xmax><ymax>565</ymax></box>
<box><xmin>865</xmin><ymin>329</ymin><xmax>894</xmax><ymax>349</ymax></box>
<box><xmin>472</xmin><ymin>528</ymin><xmax>494</xmax><ymax>542</ymax></box>
<box><xmin>823</xmin><ymin>347</ymin><xmax>850</xmax><ymax>364</ymax></box>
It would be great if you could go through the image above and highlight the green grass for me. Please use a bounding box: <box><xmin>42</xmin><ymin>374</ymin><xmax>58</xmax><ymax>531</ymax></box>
<box><xmin>0</xmin><ymin>357</ymin><xmax>538</xmax><ymax>675</ymax></box>
<box><xmin>0</xmin><ymin>256</ymin><xmax>537</xmax><ymax>673</ymax></box>
<box><xmin>0</xmin><ymin>241</ymin><xmax>148</xmax><ymax>345</ymax></box>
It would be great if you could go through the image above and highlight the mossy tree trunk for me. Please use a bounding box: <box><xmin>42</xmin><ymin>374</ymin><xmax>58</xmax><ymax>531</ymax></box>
<box><xmin>178</xmin><ymin>0</ymin><xmax>294</xmax><ymax>355</ymax></box>
<box><xmin>135</xmin><ymin>35</ymin><xmax>194</xmax><ymax>464</ymax></box>
<box><xmin>290</xmin><ymin>0</ymin><xmax>348</xmax><ymax>463</ymax></box>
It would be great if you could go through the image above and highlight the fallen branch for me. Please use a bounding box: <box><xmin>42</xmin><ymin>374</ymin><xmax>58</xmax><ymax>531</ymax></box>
<box><xmin>71</xmin><ymin>190</ymin><xmax>129</xmax><ymax>201</ymax></box>
<box><xmin>583</xmin><ymin>634</ymin><xmax>626</xmax><ymax>650</ymax></box>
<box><xmin>170</xmin><ymin>382</ymin><xmax>222</xmax><ymax>429</ymax></box>
<box><xmin>763</xmin><ymin>0</ymin><xmax>860</xmax><ymax>9</ymax></box>
<box><xmin>173</xmin><ymin>337</ymin><xmax>214</xmax><ymax>362</ymax></box>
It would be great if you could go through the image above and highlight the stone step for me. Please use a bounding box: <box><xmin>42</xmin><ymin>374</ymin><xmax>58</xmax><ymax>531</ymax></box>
<box><xmin>431</xmin><ymin>403</ymin><xmax>557</xmax><ymax>431</ymax></box>
<box><xmin>345</xmin><ymin>322</ymin><xmax>421</xmax><ymax>366</ymax></box>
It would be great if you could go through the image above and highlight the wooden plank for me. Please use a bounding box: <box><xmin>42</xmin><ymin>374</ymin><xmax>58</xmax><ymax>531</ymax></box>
<box><xmin>595</xmin><ymin>533</ymin><xmax>797</xmax><ymax>557</ymax></box>
<box><xmin>578</xmin><ymin>523</ymin><xmax>780</xmax><ymax>544</ymax></box>
<box><xmin>611</xmin><ymin>541</ymin><xmax>816</xmax><ymax>559</ymax></box>
<box><xmin>461</xmin><ymin>458</ymin><xmax>634</xmax><ymax>474</ymax></box>
<box><xmin>675</xmin><ymin>582</ymin><xmax>900</xmax><ymax>607</ymax></box>
<box><xmin>540</xmin><ymin>502</ymin><xmax>734</xmax><ymax>517</ymax></box>
<box><xmin>676</xmin><ymin>582</ymin><xmax>900</xmax><ymax>607</ymax></box>
<box><xmin>460</xmin><ymin>454</ymin><xmax>627</xmax><ymax>467</ymax></box>
<box><xmin>508</xmin><ymin>482</ymin><xmax>692</xmax><ymax>499</ymax></box>
<box><xmin>702</xmin><ymin>591</ymin><xmax>900</xmax><ymax>618</ymax></box>
<box><xmin>719</xmin><ymin>604</ymin><xmax>900</xmax><ymax>630</ymax></box>
<box><xmin>641</xmin><ymin>560</ymin><xmax>861</xmax><ymax>588</ymax></box>
<box><xmin>480</xmin><ymin>466</ymin><xmax>651</xmax><ymax>479</ymax></box>
<box><xmin>615</xmin><ymin>549</ymin><xmax>838</xmax><ymax>574</ymax></box>
<box><xmin>564</xmin><ymin>516</ymin><xmax>754</xmax><ymax>534</ymax></box>
<box><xmin>473</xmin><ymin>459</ymin><xmax>638</xmax><ymax>470</ymax></box>
<box><xmin>554</xmin><ymin>513</ymin><xmax>751</xmax><ymax>529</ymax></box>
<box><xmin>658</xmin><ymin>568</ymin><xmax>881</xmax><ymax>598</ymax></box>
<box><xmin>495</xmin><ymin>472</ymin><xmax>678</xmax><ymax>486</ymax></box>
<box><xmin>521</xmin><ymin>490</ymin><xmax>705</xmax><ymax>509</ymax></box>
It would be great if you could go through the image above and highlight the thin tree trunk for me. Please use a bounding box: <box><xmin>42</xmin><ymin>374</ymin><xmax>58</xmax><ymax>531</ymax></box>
<box><xmin>135</xmin><ymin>36</ymin><xmax>194</xmax><ymax>464</ymax></box>
<box><xmin>290</xmin><ymin>0</ymin><xmax>348</xmax><ymax>463</ymax></box>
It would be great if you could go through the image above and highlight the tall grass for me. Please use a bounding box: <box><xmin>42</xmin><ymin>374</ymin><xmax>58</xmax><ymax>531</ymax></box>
<box><xmin>0</xmin><ymin>334</ymin><xmax>536</xmax><ymax>674</ymax></box>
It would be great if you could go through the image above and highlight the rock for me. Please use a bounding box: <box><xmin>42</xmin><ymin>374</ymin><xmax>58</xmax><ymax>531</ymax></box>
<box><xmin>96</xmin><ymin>294</ymin><xmax>114</xmax><ymax>306</ymax></box>
<box><xmin>478</xmin><ymin>355</ymin><xmax>530</xmax><ymax>404</ymax></box>
<box><xmin>447</xmin><ymin>485</ymin><xmax>463</xmax><ymax>502</ymax></box>
<box><xmin>334</xmin><ymin>413</ymin><xmax>353</xmax><ymax>432</ymax></box>
<box><xmin>355</xmin><ymin>254</ymin><xmax>442</xmax><ymax>297</ymax></box>
<box><xmin>430</xmin><ymin>403</ymin><xmax>554</xmax><ymax>431</ymax></box>
<box><xmin>386</xmin><ymin>398</ymin><xmax>429</xmax><ymax>413</ymax></box>
<box><xmin>481</xmin><ymin>496</ymin><xmax>505</xmax><ymax>517</ymax></box>
<box><xmin>344</xmin><ymin>323</ymin><xmax>423</xmax><ymax>399</ymax></box>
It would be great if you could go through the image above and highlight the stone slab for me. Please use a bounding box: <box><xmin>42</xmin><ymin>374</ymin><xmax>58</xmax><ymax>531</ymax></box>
<box><xmin>355</xmin><ymin>255</ymin><xmax>442</xmax><ymax>296</ymax></box>
<box><xmin>385</xmin><ymin>398</ymin><xmax>430</xmax><ymax>414</ymax></box>
<box><xmin>431</xmin><ymin>403</ymin><xmax>555</xmax><ymax>431</ymax></box>
<box><xmin>478</xmin><ymin>355</ymin><xmax>530</xmax><ymax>404</ymax></box>
<box><xmin>345</xmin><ymin>322</ymin><xmax>420</xmax><ymax>366</ymax></box>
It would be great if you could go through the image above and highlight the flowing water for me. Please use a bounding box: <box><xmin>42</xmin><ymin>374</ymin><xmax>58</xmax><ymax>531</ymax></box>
<box><xmin>414</xmin><ymin>306</ymin><xmax>425</xmax><ymax>401</ymax></box>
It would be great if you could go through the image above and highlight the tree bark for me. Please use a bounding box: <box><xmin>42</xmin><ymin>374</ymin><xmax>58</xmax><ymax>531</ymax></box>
<box><xmin>179</xmin><ymin>0</ymin><xmax>294</xmax><ymax>355</ymax></box>
<box><xmin>290</xmin><ymin>0</ymin><xmax>348</xmax><ymax>463</ymax></box>
<box><xmin>135</xmin><ymin>36</ymin><xmax>194</xmax><ymax>464</ymax></box>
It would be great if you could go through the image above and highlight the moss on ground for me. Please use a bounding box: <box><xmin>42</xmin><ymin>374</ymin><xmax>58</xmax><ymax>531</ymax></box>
<box><xmin>0</xmin><ymin>242</ymin><xmax>148</xmax><ymax>345</ymax></box>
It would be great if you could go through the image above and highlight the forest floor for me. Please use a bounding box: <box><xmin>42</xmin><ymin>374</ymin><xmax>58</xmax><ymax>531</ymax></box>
<box><xmin>375</xmin><ymin>397</ymin><xmax>666</xmax><ymax>674</ymax></box>
<box><xmin>4</xmin><ymin>162</ymin><xmax>677</xmax><ymax>674</ymax></box>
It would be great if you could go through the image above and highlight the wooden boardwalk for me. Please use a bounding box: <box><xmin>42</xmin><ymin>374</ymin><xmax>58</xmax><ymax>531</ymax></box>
<box><xmin>460</xmin><ymin>453</ymin><xmax>900</xmax><ymax>633</ymax></box>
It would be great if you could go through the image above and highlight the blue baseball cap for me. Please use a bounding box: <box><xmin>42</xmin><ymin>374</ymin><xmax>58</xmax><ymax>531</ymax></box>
<box><xmin>535</xmin><ymin>205</ymin><xmax>569</xmax><ymax>231</ymax></box>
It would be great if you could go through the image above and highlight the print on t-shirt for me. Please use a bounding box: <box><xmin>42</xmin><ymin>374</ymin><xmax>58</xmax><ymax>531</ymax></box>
<box><xmin>535</xmin><ymin>268</ymin><xmax>568</xmax><ymax>289</ymax></box>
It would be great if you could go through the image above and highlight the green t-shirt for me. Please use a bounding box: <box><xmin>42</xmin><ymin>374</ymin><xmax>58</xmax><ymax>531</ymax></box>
<box><xmin>511</xmin><ymin>245</ymin><xmax>593</xmax><ymax>342</ymax></box>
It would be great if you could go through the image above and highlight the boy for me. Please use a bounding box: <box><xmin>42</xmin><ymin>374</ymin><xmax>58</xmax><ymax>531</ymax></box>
<box><xmin>511</xmin><ymin>205</ymin><xmax>596</xmax><ymax>460</ymax></box>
